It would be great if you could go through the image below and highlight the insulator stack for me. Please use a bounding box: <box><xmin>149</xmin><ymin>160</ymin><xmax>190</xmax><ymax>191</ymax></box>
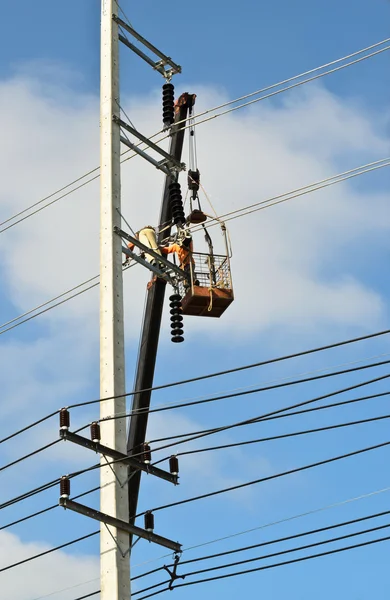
<box><xmin>162</xmin><ymin>83</ymin><xmax>175</xmax><ymax>128</ymax></box>
<box><xmin>144</xmin><ymin>511</ymin><xmax>154</xmax><ymax>533</ymax></box>
<box><xmin>59</xmin><ymin>408</ymin><xmax>70</xmax><ymax>431</ymax></box>
<box><xmin>90</xmin><ymin>422</ymin><xmax>101</xmax><ymax>443</ymax></box>
<box><xmin>60</xmin><ymin>476</ymin><xmax>70</xmax><ymax>499</ymax></box>
<box><xmin>169</xmin><ymin>294</ymin><xmax>184</xmax><ymax>343</ymax></box>
<box><xmin>188</xmin><ymin>169</ymin><xmax>200</xmax><ymax>193</ymax></box>
<box><xmin>169</xmin><ymin>182</ymin><xmax>185</xmax><ymax>226</ymax></box>
<box><xmin>169</xmin><ymin>455</ymin><xmax>179</xmax><ymax>476</ymax></box>
<box><xmin>141</xmin><ymin>442</ymin><xmax>152</xmax><ymax>464</ymax></box>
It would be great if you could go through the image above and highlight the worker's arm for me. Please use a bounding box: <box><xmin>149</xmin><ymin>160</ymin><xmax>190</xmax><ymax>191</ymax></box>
<box><xmin>161</xmin><ymin>244</ymin><xmax>178</xmax><ymax>255</ymax></box>
<box><xmin>127</xmin><ymin>242</ymin><xmax>135</xmax><ymax>251</ymax></box>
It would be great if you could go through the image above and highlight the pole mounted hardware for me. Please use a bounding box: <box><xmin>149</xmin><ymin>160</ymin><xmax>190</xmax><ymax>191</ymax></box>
<box><xmin>114</xmin><ymin>15</ymin><xmax>181</xmax><ymax>81</ymax></box>
<box><xmin>58</xmin><ymin>484</ymin><xmax>181</xmax><ymax>552</ymax></box>
<box><xmin>114</xmin><ymin>226</ymin><xmax>190</xmax><ymax>284</ymax></box>
<box><xmin>114</xmin><ymin>116</ymin><xmax>186</xmax><ymax>173</ymax></box>
<box><xmin>59</xmin><ymin>428</ymin><xmax>178</xmax><ymax>485</ymax></box>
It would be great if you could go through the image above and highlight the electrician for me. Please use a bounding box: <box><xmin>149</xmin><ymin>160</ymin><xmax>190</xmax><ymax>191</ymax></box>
<box><xmin>161</xmin><ymin>232</ymin><xmax>199</xmax><ymax>287</ymax></box>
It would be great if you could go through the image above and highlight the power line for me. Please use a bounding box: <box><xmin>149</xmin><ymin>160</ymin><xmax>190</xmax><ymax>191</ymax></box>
<box><xmin>133</xmin><ymin>508</ymin><xmax>390</xmax><ymax>583</ymax></box>
<box><xmin>176</xmin><ymin>510</ymin><xmax>390</xmax><ymax>567</ymax></box>
<box><xmin>0</xmin><ymin>531</ymin><xmax>98</xmax><ymax>574</ymax></box>
<box><xmin>0</xmin><ymin>439</ymin><xmax>61</xmax><ymax>474</ymax></box>
<box><xmin>69</xmin><ymin>328</ymin><xmax>390</xmax><ymax>409</ymax></box>
<box><xmin>191</xmin><ymin>158</ymin><xmax>390</xmax><ymax>232</ymax></box>
<box><xmin>132</xmin><ymin>520</ymin><xmax>390</xmax><ymax>597</ymax></box>
<box><xmin>140</xmin><ymin>439</ymin><xmax>390</xmax><ymax>517</ymax></box>
<box><xmin>1</xmin><ymin>40</ymin><xmax>388</xmax><ymax>236</ymax></box>
<box><xmin>99</xmin><ymin>361</ymin><xmax>390</xmax><ymax>427</ymax></box>
<box><xmin>146</xmin><ymin>372</ymin><xmax>390</xmax><ymax>459</ymax></box>
<box><xmin>0</xmin><ymin>485</ymin><xmax>100</xmax><ymax>532</ymax></box>
<box><xmin>1</xmin><ymin>326</ymin><xmax>388</xmax><ymax>463</ymax></box>
<box><xmin>0</xmin><ymin>276</ymin><xmax>99</xmax><ymax>333</ymax></box>
<box><xmin>150</xmin><ymin>390</ymin><xmax>390</xmax><ymax>444</ymax></box>
<box><xmin>137</xmin><ymin>535</ymin><xmax>390</xmax><ymax>599</ymax></box>
<box><xmin>1</xmin><ymin>156</ymin><xmax>387</xmax><ymax>341</ymax></box>
<box><xmin>2</xmin><ymin>369</ymin><xmax>388</xmax><ymax>515</ymax></box>
<box><xmin>173</xmin><ymin>37</ymin><xmax>390</xmax><ymax>129</ymax></box>
<box><xmin>179</xmin><ymin>522</ymin><xmax>390</xmax><ymax>582</ymax></box>
<box><xmin>168</xmin><ymin>413</ymin><xmax>390</xmax><ymax>459</ymax></box>
<box><xmin>176</xmin><ymin>45</ymin><xmax>390</xmax><ymax>133</ymax></box>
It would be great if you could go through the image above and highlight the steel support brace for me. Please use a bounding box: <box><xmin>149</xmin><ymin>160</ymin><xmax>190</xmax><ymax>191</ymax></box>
<box><xmin>119</xmin><ymin>136</ymin><xmax>171</xmax><ymax>175</ymax></box>
<box><xmin>114</xmin><ymin>16</ymin><xmax>181</xmax><ymax>76</ymax></box>
<box><xmin>59</xmin><ymin>498</ymin><xmax>181</xmax><ymax>552</ymax></box>
<box><xmin>114</xmin><ymin>116</ymin><xmax>185</xmax><ymax>170</ymax></box>
<box><xmin>60</xmin><ymin>430</ymin><xmax>178</xmax><ymax>484</ymax></box>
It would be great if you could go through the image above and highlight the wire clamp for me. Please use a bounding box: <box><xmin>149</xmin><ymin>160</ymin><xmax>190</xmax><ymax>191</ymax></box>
<box><xmin>163</xmin><ymin>553</ymin><xmax>185</xmax><ymax>590</ymax></box>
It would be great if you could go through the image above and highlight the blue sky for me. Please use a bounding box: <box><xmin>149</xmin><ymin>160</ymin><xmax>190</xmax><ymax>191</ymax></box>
<box><xmin>0</xmin><ymin>1</ymin><xmax>389</xmax><ymax>599</ymax></box>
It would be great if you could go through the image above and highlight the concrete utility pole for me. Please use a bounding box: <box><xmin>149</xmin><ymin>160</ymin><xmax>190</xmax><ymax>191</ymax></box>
<box><xmin>99</xmin><ymin>1</ymin><xmax>131</xmax><ymax>599</ymax></box>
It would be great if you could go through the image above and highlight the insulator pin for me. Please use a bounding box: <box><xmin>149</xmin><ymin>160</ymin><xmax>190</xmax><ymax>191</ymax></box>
<box><xmin>59</xmin><ymin>408</ymin><xmax>70</xmax><ymax>431</ymax></box>
<box><xmin>60</xmin><ymin>476</ymin><xmax>70</xmax><ymax>499</ymax></box>
<box><xmin>169</xmin><ymin>455</ymin><xmax>179</xmax><ymax>476</ymax></box>
<box><xmin>162</xmin><ymin>83</ymin><xmax>175</xmax><ymax>128</ymax></box>
<box><xmin>169</xmin><ymin>294</ymin><xmax>184</xmax><ymax>343</ymax></box>
<box><xmin>169</xmin><ymin>182</ymin><xmax>185</xmax><ymax>226</ymax></box>
<box><xmin>91</xmin><ymin>422</ymin><xmax>101</xmax><ymax>443</ymax></box>
<box><xmin>141</xmin><ymin>442</ymin><xmax>152</xmax><ymax>464</ymax></box>
<box><xmin>144</xmin><ymin>511</ymin><xmax>154</xmax><ymax>533</ymax></box>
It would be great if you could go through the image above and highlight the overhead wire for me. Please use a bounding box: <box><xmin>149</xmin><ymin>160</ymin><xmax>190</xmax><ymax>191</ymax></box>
<box><xmin>90</xmin><ymin>357</ymin><xmax>390</xmax><ymax>418</ymax></box>
<box><xmin>138</xmin><ymin>439</ymin><xmax>390</xmax><ymax>518</ymax></box>
<box><xmin>137</xmin><ymin>536</ymin><xmax>390</xmax><ymax>599</ymax></box>
<box><xmin>1</xmin><ymin>39</ymin><xmax>388</xmax><ymax>236</ymax></box>
<box><xmin>1</xmin><ymin>155</ymin><xmax>387</xmax><ymax>340</ymax></box>
<box><xmin>0</xmin><ymin>531</ymin><xmax>98</xmax><ymax>574</ymax></box>
<box><xmin>150</xmin><ymin>390</ymin><xmax>390</xmax><ymax>445</ymax></box>
<box><xmin>69</xmin><ymin>328</ymin><xmax>390</xmax><ymax>409</ymax></box>
<box><xmin>1</xmin><ymin>327</ymin><xmax>389</xmax><ymax>452</ymax></box>
<box><xmin>159</xmin><ymin>413</ymin><xmax>390</xmax><ymax>460</ymax></box>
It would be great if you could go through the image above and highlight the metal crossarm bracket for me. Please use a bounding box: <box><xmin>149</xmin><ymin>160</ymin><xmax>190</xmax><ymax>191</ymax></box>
<box><xmin>114</xmin><ymin>15</ymin><xmax>181</xmax><ymax>80</ymax></box>
<box><xmin>60</xmin><ymin>430</ymin><xmax>178</xmax><ymax>484</ymax></box>
<box><xmin>115</xmin><ymin>227</ymin><xmax>189</xmax><ymax>282</ymax></box>
<box><xmin>59</xmin><ymin>498</ymin><xmax>181</xmax><ymax>552</ymax></box>
<box><xmin>114</xmin><ymin>116</ymin><xmax>186</xmax><ymax>171</ymax></box>
<box><xmin>122</xmin><ymin>246</ymin><xmax>177</xmax><ymax>283</ymax></box>
<box><xmin>119</xmin><ymin>136</ymin><xmax>171</xmax><ymax>175</ymax></box>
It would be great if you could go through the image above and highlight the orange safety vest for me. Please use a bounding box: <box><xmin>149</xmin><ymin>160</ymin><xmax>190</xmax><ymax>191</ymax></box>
<box><xmin>161</xmin><ymin>243</ymin><xmax>194</xmax><ymax>268</ymax></box>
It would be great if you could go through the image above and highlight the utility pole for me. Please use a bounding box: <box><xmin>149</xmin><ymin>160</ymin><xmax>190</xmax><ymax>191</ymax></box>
<box><xmin>59</xmin><ymin>9</ymin><xmax>185</xmax><ymax>598</ymax></box>
<box><xmin>99</xmin><ymin>1</ymin><xmax>130</xmax><ymax>599</ymax></box>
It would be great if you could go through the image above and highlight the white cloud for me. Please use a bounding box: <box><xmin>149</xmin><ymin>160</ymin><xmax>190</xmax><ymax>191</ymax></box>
<box><xmin>0</xmin><ymin>70</ymin><xmax>388</xmax><ymax>343</ymax></box>
<box><xmin>0</xmin><ymin>530</ymin><xmax>99</xmax><ymax>600</ymax></box>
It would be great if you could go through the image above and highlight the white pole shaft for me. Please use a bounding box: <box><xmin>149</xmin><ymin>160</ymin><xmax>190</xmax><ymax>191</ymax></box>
<box><xmin>100</xmin><ymin>1</ymin><xmax>130</xmax><ymax>599</ymax></box>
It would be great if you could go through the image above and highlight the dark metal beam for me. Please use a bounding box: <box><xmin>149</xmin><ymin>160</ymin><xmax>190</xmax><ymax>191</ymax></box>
<box><xmin>60</xmin><ymin>430</ymin><xmax>177</xmax><ymax>484</ymax></box>
<box><xmin>59</xmin><ymin>498</ymin><xmax>181</xmax><ymax>552</ymax></box>
<box><xmin>126</xmin><ymin>94</ymin><xmax>195</xmax><ymax>542</ymax></box>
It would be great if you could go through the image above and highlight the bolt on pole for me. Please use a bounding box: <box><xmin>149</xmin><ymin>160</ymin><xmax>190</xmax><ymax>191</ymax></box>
<box><xmin>100</xmin><ymin>1</ymin><xmax>131</xmax><ymax>599</ymax></box>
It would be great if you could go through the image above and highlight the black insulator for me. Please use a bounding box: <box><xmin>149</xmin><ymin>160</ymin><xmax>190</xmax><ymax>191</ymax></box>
<box><xmin>169</xmin><ymin>455</ymin><xmax>179</xmax><ymax>476</ymax></box>
<box><xmin>141</xmin><ymin>442</ymin><xmax>152</xmax><ymax>464</ymax></box>
<box><xmin>169</xmin><ymin>182</ymin><xmax>185</xmax><ymax>225</ymax></box>
<box><xmin>188</xmin><ymin>169</ymin><xmax>200</xmax><ymax>192</ymax></box>
<box><xmin>59</xmin><ymin>408</ymin><xmax>70</xmax><ymax>431</ymax></box>
<box><xmin>162</xmin><ymin>83</ymin><xmax>175</xmax><ymax>128</ymax></box>
<box><xmin>91</xmin><ymin>422</ymin><xmax>101</xmax><ymax>443</ymax></box>
<box><xmin>60</xmin><ymin>476</ymin><xmax>70</xmax><ymax>498</ymax></box>
<box><xmin>171</xmin><ymin>335</ymin><xmax>184</xmax><ymax>344</ymax></box>
<box><xmin>169</xmin><ymin>294</ymin><xmax>184</xmax><ymax>343</ymax></box>
<box><xmin>144</xmin><ymin>511</ymin><xmax>155</xmax><ymax>532</ymax></box>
